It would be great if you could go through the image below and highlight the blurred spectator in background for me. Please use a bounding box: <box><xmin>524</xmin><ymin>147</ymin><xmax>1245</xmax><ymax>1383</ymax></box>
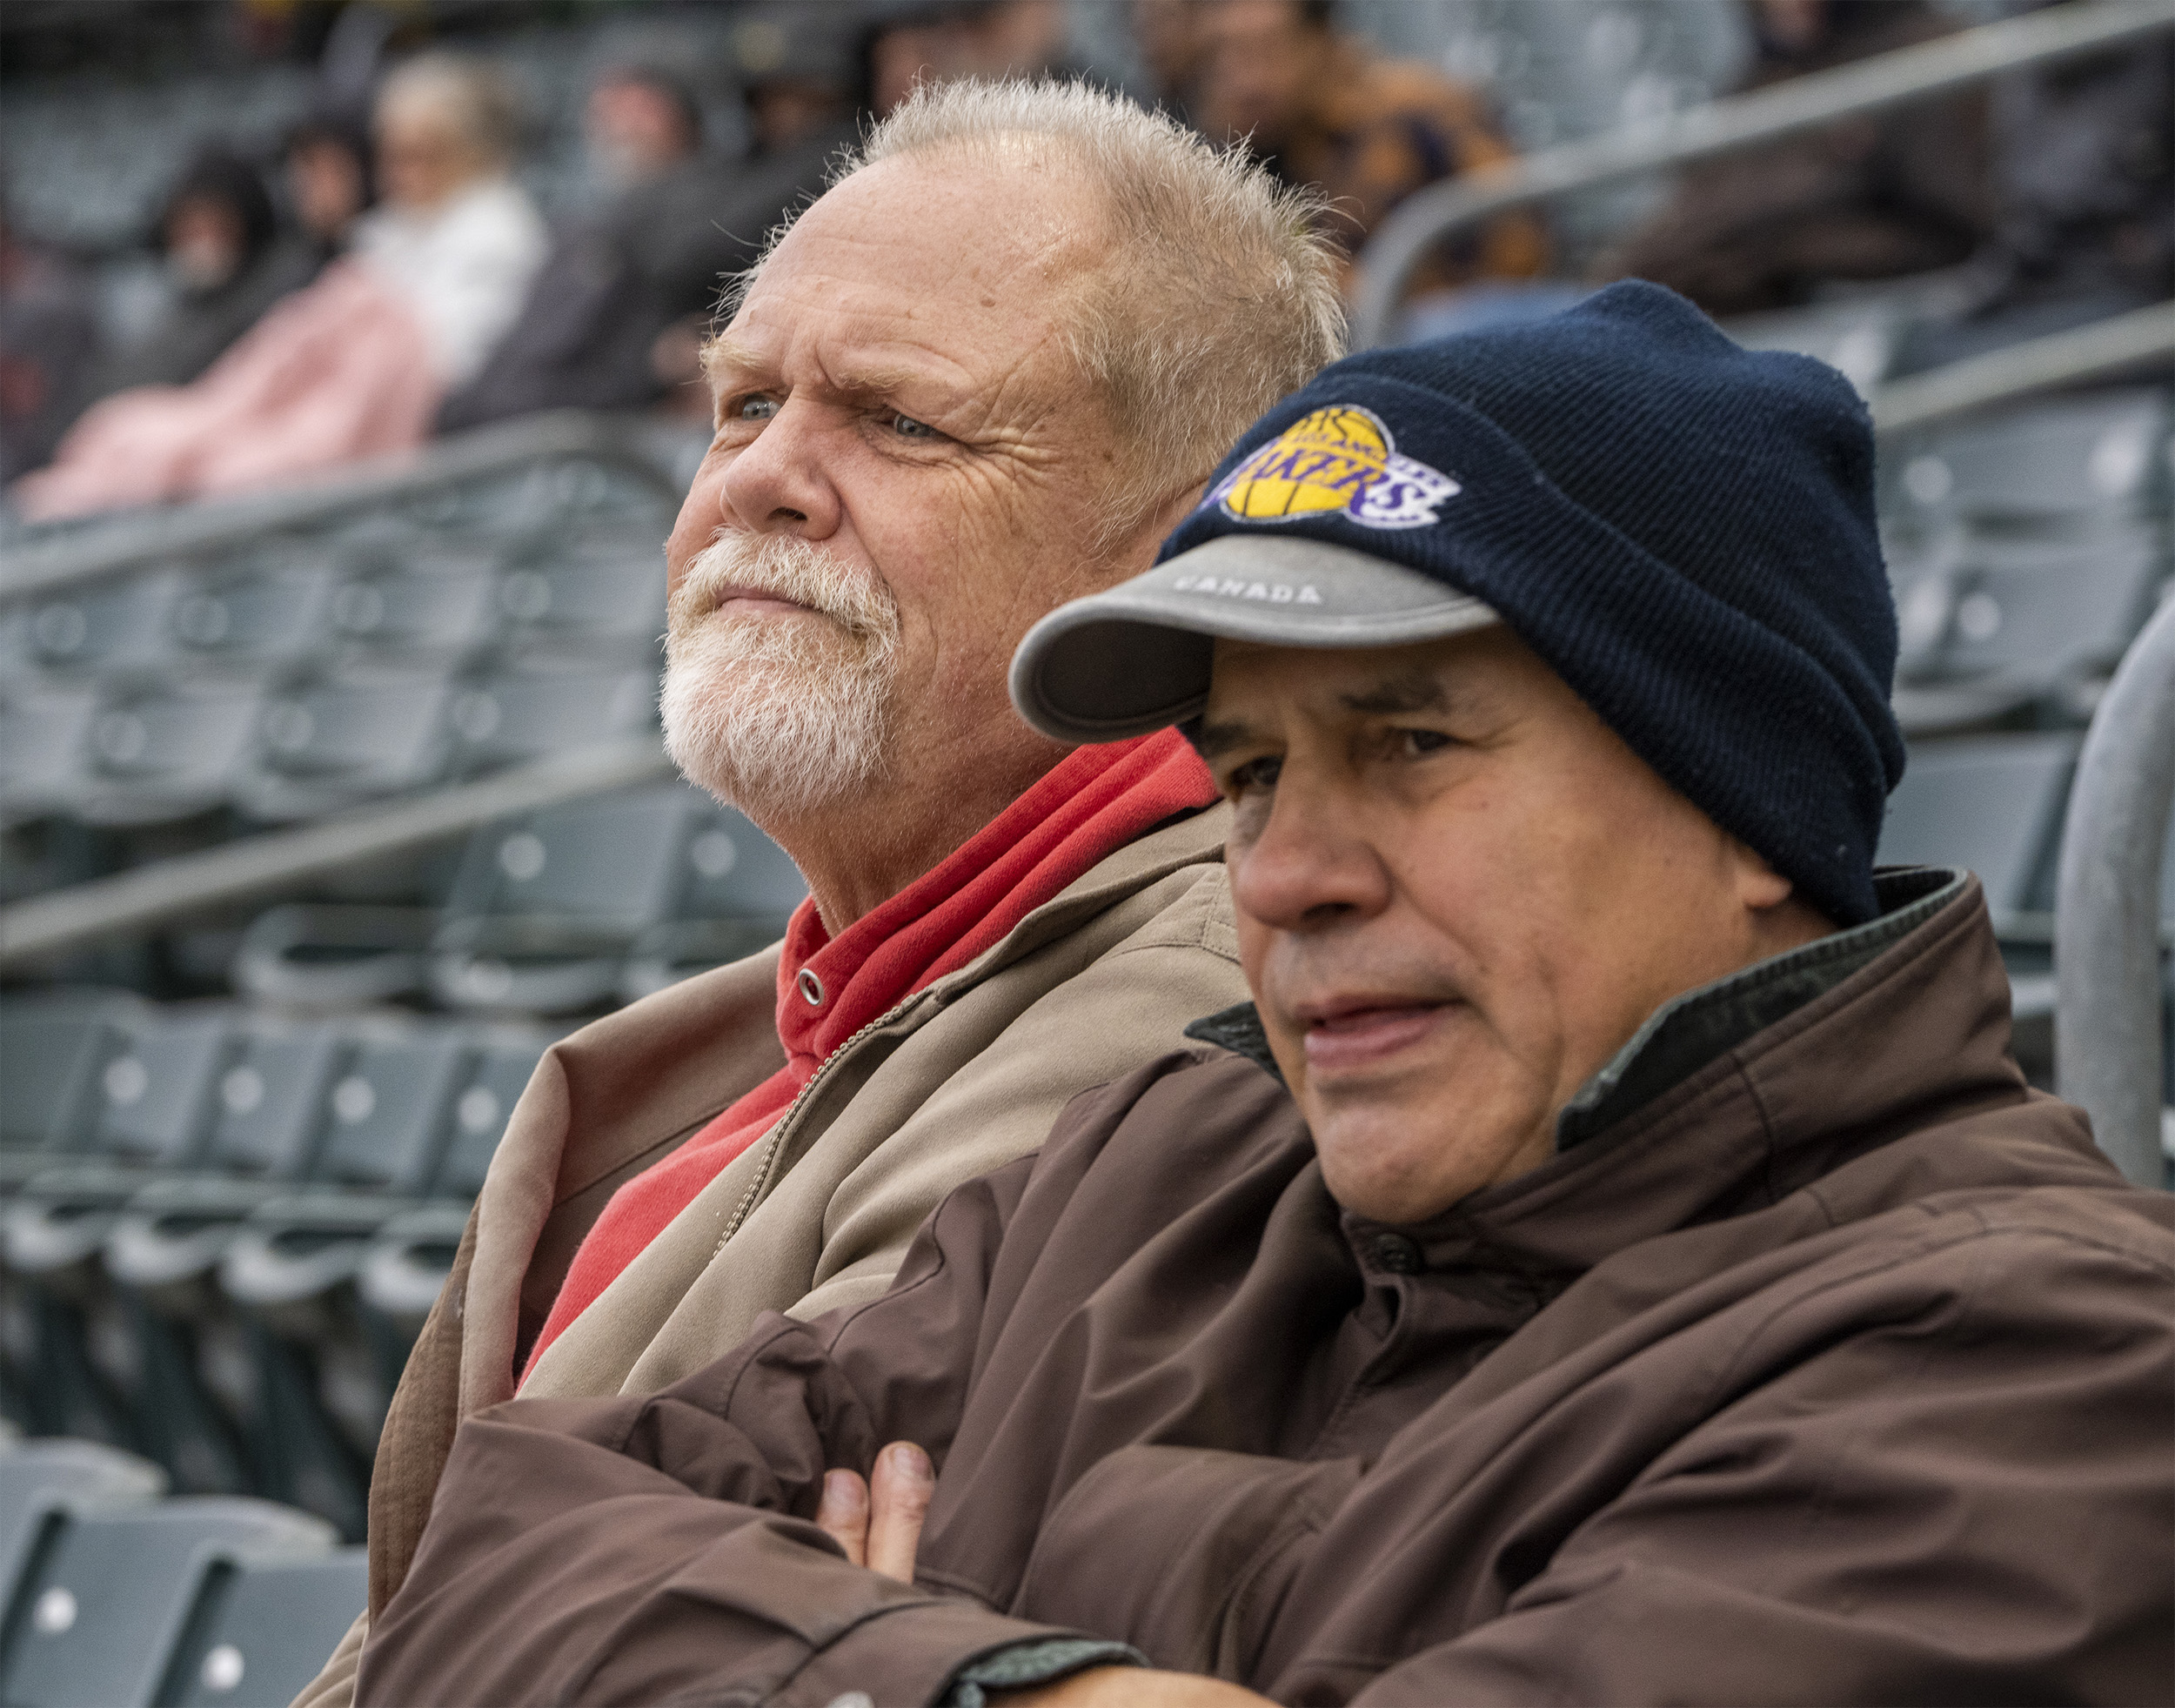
<box><xmin>0</xmin><ymin>182</ymin><xmax>100</xmax><ymax>485</ymax></box>
<box><xmin>1981</xmin><ymin>23</ymin><xmax>2172</xmax><ymax>316</ymax></box>
<box><xmin>1131</xmin><ymin>0</ymin><xmax>1208</xmax><ymax>121</ymax></box>
<box><xmin>1194</xmin><ymin>0</ymin><xmax>1545</xmax><ymax>296</ymax></box>
<box><xmin>1605</xmin><ymin>0</ymin><xmax>1996</xmax><ymax>316</ymax></box>
<box><xmin>441</xmin><ymin>32</ymin><xmax>853</xmax><ymax>434</ymax></box>
<box><xmin>12</xmin><ymin>52</ymin><xmax>545</xmax><ymax>522</ymax></box>
<box><xmin>867</xmin><ymin>0</ymin><xmax>1076</xmax><ymax>115</ymax></box>
<box><xmin>284</xmin><ymin>111</ymin><xmax>377</xmax><ymax>261</ymax></box>
<box><xmin>79</xmin><ymin>149</ymin><xmax>319</xmax><ymax>403</ymax></box>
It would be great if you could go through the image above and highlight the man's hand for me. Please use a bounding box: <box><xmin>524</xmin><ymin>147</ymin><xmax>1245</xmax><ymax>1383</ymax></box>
<box><xmin>813</xmin><ymin>1440</ymin><xmax>934</xmax><ymax>1581</ymax></box>
<box><xmin>813</xmin><ymin>1447</ymin><xmax>1271</xmax><ymax>1705</ymax></box>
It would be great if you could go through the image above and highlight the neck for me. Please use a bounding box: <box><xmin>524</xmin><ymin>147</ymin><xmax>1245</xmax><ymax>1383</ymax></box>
<box><xmin>760</xmin><ymin>726</ymin><xmax>1074</xmax><ymax>936</ymax></box>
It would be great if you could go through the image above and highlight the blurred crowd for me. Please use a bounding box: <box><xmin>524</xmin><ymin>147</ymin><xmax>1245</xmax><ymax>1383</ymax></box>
<box><xmin>1</xmin><ymin>0</ymin><xmax>2167</xmax><ymax>523</ymax></box>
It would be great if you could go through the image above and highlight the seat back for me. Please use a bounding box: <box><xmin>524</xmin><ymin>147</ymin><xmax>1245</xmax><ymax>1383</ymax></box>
<box><xmin>1877</xmin><ymin>733</ymin><xmax>2082</xmax><ymax>914</ymax></box>
<box><xmin>431</xmin><ymin>1030</ymin><xmax>554</xmax><ymax>1198</ymax></box>
<box><xmin>0</xmin><ymin>1497</ymin><xmax>330</xmax><ymax>1708</ymax></box>
<box><xmin>0</xmin><ymin>995</ymin><xmax>137</xmax><ymax>1156</ymax></box>
<box><xmin>85</xmin><ymin>1011</ymin><xmax>236</xmax><ymax>1170</ymax></box>
<box><xmin>201</xmin><ymin>1023</ymin><xmax>347</xmax><ymax>1182</ymax></box>
<box><xmin>152</xmin><ymin>1546</ymin><xmax>368</xmax><ymax>1708</ymax></box>
<box><xmin>0</xmin><ymin>1441</ymin><xmax>165</xmax><ymax>1622</ymax></box>
<box><xmin>312</xmin><ymin>1028</ymin><xmax>473</xmax><ymax>1195</ymax></box>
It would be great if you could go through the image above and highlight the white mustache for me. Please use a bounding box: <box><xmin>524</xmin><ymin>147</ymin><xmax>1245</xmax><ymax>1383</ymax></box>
<box><xmin>672</xmin><ymin>532</ymin><xmax>898</xmax><ymax>640</ymax></box>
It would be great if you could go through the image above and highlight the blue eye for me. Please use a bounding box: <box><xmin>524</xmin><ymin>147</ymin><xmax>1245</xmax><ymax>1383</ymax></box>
<box><xmin>737</xmin><ymin>397</ymin><xmax>780</xmax><ymax>421</ymax></box>
<box><xmin>891</xmin><ymin>413</ymin><xmax>934</xmax><ymax>439</ymax></box>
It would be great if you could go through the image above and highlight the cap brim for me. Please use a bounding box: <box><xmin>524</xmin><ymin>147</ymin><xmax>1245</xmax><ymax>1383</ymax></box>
<box><xmin>1009</xmin><ymin>535</ymin><xmax>1499</xmax><ymax>743</ymax></box>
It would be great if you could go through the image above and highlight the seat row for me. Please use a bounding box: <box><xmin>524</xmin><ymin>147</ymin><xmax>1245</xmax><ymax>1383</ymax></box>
<box><xmin>0</xmin><ymin>1435</ymin><xmax>362</xmax><ymax>1708</ymax></box>
<box><xmin>0</xmin><ymin>993</ymin><xmax>561</xmax><ymax>1537</ymax></box>
<box><xmin>1</xmin><ymin>652</ymin><xmax>662</xmax><ymax>829</ymax></box>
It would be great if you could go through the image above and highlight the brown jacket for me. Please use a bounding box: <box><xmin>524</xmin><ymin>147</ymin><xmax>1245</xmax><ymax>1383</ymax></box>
<box><xmin>358</xmin><ymin>870</ymin><xmax>2175</xmax><ymax>1706</ymax></box>
<box><xmin>298</xmin><ymin>804</ymin><xmax>1246</xmax><ymax>1706</ymax></box>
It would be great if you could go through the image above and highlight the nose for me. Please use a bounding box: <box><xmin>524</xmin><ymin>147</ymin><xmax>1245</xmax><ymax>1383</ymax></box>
<box><xmin>1228</xmin><ymin>773</ymin><xmax>1391</xmax><ymax>934</ymax></box>
<box><xmin>717</xmin><ymin>400</ymin><xmax>843</xmax><ymax>539</ymax></box>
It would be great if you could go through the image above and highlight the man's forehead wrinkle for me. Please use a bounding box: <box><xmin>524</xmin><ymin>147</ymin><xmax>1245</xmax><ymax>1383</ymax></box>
<box><xmin>1339</xmin><ymin>670</ymin><xmax>1451</xmax><ymax>716</ymax></box>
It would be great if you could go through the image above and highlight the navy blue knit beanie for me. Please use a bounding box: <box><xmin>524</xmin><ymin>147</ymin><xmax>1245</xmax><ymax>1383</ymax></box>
<box><xmin>1154</xmin><ymin>281</ymin><xmax>1905</xmax><ymax>927</ymax></box>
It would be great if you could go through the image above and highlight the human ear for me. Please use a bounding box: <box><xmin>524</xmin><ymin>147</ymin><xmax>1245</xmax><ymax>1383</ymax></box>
<box><xmin>1728</xmin><ymin>835</ymin><xmax>1797</xmax><ymax>914</ymax></box>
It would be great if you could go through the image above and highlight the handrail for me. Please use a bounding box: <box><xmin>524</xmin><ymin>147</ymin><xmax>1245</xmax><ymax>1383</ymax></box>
<box><xmin>0</xmin><ymin>737</ymin><xmax>678</xmax><ymax>969</ymax></box>
<box><xmin>1349</xmin><ymin>0</ymin><xmax>2175</xmax><ymax>351</ymax></box>
<box><xmin>2057</xmin><ymin>595</ymin><xmax>2175</xmax><ymax>1188</ymax></box>
<box><xmin>1869</xmin><ymin>302</ymin><xmax>2175</xmax><ymax>436</ymax></box>
<box><xmin>0</xmin><ymin>410</ymin><xmax>698</xmax><ymax>605</ymax></box>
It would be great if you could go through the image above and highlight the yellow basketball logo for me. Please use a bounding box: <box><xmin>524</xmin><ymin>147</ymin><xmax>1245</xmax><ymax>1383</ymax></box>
<box><xmin>1212</xmin><ymin>405</ymin><xmax>1458</xmax><ymax>531</ymax></box>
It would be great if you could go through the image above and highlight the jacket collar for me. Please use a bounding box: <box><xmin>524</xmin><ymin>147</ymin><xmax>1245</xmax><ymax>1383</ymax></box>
<box><xmin>1191</xmin><ymin>867</ymin><xmax>2029</xmax><ymax>1279</ymax></box>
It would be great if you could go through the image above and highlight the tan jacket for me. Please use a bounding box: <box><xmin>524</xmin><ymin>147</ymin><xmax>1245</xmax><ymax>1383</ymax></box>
<box><xmin>297</xmin><ymin>804</ymin><xmax>1242</xmax><ymax>1707</ymax></box>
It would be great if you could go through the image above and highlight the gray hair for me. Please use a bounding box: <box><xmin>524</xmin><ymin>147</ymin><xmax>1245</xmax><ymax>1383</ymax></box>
<box><xmin>724</xmin><ymin>78</ymin><xmax>1346</xmax><ymax>547</ymax></box>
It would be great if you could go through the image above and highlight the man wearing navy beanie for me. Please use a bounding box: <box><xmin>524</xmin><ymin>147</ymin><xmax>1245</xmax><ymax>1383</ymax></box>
<box><xmin>358</xmin><ymin>285</ymin><xmax>2172</xmax><ymax>1708</ymax></box>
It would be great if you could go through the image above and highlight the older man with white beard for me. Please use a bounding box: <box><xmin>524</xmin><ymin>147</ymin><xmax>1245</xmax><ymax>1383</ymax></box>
<box><xmin>294</xmin><ymin>77</ymin><xmax>1342</xmax><ymax>1708</ymax></box>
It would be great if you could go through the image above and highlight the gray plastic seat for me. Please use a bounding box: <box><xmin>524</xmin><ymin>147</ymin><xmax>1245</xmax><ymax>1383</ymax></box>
<box><xmin>0</xmin><ymin>688</ymin><xmax>99</xmax><ymax>826</ymax></box>
<box><xmin>74</xmin><ymin>680</ymin><xmax>263</xmax><ymax>827</ymax></box>
<box><xmin>152</xmin><ymin>1546</ymin><xmax>368</xmax><ymax>1708</ymax></box>
<box><xmin>236</xmin><ymin>667</ymin><xmax>458</xmax><ymax>821</ymax></box>
<box><xmin>0</xmin><ymin>1440</ymin><xmax>165</xmax><ymax>1620</ymax></box>
<box><xmin>0</xmin><ymin>1497</ymin><xmax>331</xmax><ymax>1708</ymax></box>
<box><xmin>429</xmin><ymin>786</ymin><xmax>713</xmax><ymax>1012</ymax></box>
<box><xmin>1884</xmin><ymin>389</ymin><xmax>2170</xmax><ymax>534</ymax></box>
<box><xmin>168</xmin><ymin>555</ymin><xmax>338</xmax><ymax>669</ymax></box>
<box><xmin>1877</xmin><ymin>733</ymin><xmax>2081</xmax><ymax>918</ymax></box>
<box><xmin>442</xmin><ymin>658</ymin><xmax>659</xmax><ymax>780</ymax></box>
<box><xmin>11</xmin><ymin>570</ymin><xmax>183</xmax><ymax>680</ymax></box>
<box><xmin>494</xmin><ymin>530</ymin><xmax>669</xmax><ymax>655</ymax></box>
<box><xmin>229</xmin><ymin>904</ymin><xmax>439</xmax><ymax>1008</ymax></box>
<box><xmin>324</xmin><ymin>541</ymin><xmax>503</xmax><ymax>660</ymax></box>
<box><xmin>0</xmin><ymin>990</ymin><xmax>144</xmax><ymax>1192</ymax></box>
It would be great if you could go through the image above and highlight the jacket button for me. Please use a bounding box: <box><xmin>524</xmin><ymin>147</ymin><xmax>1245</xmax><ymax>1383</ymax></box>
<box><xmin>797</xmin><ymin>968</ymin><xmax>826</xmax><ymax>1006</ymax></box>
<box><xmin>1373</xmin><ymin>1233</ymin><xmax>1423</xmax><ymax>1275</ymax></box>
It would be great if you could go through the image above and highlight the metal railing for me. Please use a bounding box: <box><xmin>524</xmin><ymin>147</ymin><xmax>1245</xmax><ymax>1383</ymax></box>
<box><xmin>1348</xmin><ymin>0</ymin><xmax>2175</xmax><ymax>352</ymax></box>
<box><xmin>2058</xmin><ymin>597</ymin><xmax>2175</xmax><ymax>1187</ymax></box>
<box><xmin>0</xmin><ymin>409</ymin><xmax>699</xmax><ymax>605</ymax></box>
<box><xmin>0</xmin><ymin>737</ymin><xmax>676</xmax><ymax>970</ymax></box>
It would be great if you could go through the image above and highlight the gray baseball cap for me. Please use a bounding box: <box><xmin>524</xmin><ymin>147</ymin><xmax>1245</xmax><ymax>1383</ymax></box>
<box><xmin>1008</xmin><ymin>535</ymin><xmax>1500</xmax><ymax>744</ymax></box>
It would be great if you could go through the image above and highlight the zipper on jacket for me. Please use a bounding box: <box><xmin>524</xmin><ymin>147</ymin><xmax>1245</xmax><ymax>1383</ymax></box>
<box><xmin>707</xmin><ymin>994</ymin><xmax>927</xmax><ymax>1263</ymax></box>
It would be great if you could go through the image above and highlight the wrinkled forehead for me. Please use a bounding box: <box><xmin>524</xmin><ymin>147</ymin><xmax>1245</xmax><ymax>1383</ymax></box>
<box><xmin>724</xmin><ymin>147</ymin><xmax>1111</xmax><ymax>377</ymax></box>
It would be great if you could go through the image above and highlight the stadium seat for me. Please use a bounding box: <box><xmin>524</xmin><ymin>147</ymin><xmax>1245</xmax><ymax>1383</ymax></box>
<box><xmin>429</xmin><ymin>786</ymin><xmax>720</xmax><ymax>1012</ymax></box>
<box><xmin>0</xmin><ymin>688</ymin><xmax>100</xmax><ymax>826</ymax></box>
<box><xmin>168</xmin><ymin>555</ymin><xmax>340</xmax><ymax>670</ymax></box>
<box><xmin>492</xmin><ymin>529</ymin><xmax>670</xmax><ymax>655</ymax></box>
<box><xmin>0</xmin><ymin>989</ymin><xmax>146</xmax><ymax>1192</ymax></box>
<box><xmin>9</xmin><ymin>571</ymin><xmax>184</xmax><ymax>680</ymax></box>
<box><xmin>323</xmin><ymin>541</ymin><xmax>504</xmax><ymax>660</ymax></box>
<box><xmin>1877</xmin><ymin>733</ymin><xmax>2082</xmax><ymax>918</ymax></box>
<box><xmin>234</xmin><ymin>667</ymin><xmax>460</xmax><ymax>822</ymax></box>
<box><xmin>73</xmin><ymin>679</ymin><xmax>264</xmax><ymax>828</ymax></box>
<box><xmin>228</xmin><ymin>904</ymin><xmax>440</xmax><ymax>1008</ymax></box>
<box><xmin>0</xmin><ymin>1440</ymin><xmax>164</xmax><ymax>1622</ymax></box>
<box><xmin>1884</xmin><ymin>389</ymin><xmax>2171</xmax><ymax>534</ymax></box>
<box><xmin>0</xmin><ymin>1497</ymin><xmax>331</xmax><ymax>1708</ymax></box>
<box><xmin>151</xmin><ymin>1545</ymin><xmax>369</xmax><ymax>1708</ymax></box>
<box><xmin>442</xmin><ymin>657</ymin><xmax>659</xmax><ymax>780</ymax></box>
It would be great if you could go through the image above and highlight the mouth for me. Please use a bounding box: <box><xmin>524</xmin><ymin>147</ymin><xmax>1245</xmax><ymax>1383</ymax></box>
<box><xmin>701</xmin><ymin>585</ymin><xmax>822</xmax><ymax>620</ymax></box>
<box><xmin>1293</xmin><ymin>995</ymin><xmax>1456</xmax><ymax>1075</ymax></box>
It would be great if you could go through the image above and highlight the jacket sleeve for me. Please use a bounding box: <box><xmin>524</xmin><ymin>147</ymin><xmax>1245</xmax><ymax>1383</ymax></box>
<box><xmin>353</xmin><ymin>1157</ymin><xmax>1103</xmax><ymax>1708</ymax></box>
<box><xmin>1337</xmin><ymin>1221</ymin><xmax>2174</xmax><ymax>1707</ymax></box>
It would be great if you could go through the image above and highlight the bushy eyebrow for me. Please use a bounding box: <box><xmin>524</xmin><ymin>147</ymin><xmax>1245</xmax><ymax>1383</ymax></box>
<box><xmin>699</xmin><ymin>334</ymin><xmax>928</xmax><ymax>405</ymax></box>
<box><xmin>1197</xmin><ymin>667</ymin><xmax>1465</xmax><ymax>761</ymax></box>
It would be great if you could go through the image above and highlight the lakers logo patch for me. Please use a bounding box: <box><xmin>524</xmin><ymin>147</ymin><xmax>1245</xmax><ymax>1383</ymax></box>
<box><xmin>1210</xmin><ymin>405</ymin><xmax>1459</xmax><ymax>531</ymax></box>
